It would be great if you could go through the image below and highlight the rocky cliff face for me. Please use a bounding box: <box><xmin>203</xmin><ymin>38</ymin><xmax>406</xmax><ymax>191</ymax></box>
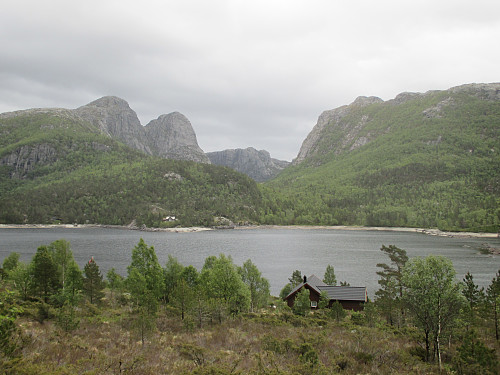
<box><xmin>145</xmin><ymin>112</ymin><xmax>210</xmax><ymax>164</ymax></box>
<box><xmin>1</xmin><ymin>96</ymin><xmax>211</xmax><ymax>170</ymax></box>
<box><xmin>0</xmin><ymin>143</ymin><xmax>58</xmax><ymax>178</ymax></box>
<box><xmin>207</xmin><ymin>147</ymin><xmax>289</xmax><ymax>182</ymax></box>
<box><xmin>74</xmin><ymin>96</ymin><xmax>152</xmax><ymax>154</ymax></box>
<box><xmin>293</xmin><ymin>96</ymin><xmax>383</xmax><ymax>165</ymax></box>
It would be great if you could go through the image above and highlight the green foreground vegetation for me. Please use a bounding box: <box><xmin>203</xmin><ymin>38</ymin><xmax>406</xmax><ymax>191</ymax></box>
<box><xmin>1</xmin><ymin>241</ymin><xmax>499</xmax><ymax>374</ymax></box>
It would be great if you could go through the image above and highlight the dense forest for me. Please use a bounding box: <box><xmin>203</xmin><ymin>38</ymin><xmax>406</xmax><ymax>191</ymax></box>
<box><xmin>0</xmin><ymin>240</ymin><xmax>498</xmax><ymax>374</ymax></box>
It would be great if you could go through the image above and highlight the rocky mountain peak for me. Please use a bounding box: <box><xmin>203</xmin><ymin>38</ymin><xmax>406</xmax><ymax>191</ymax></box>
<box><xmin>449</xmin><ymin>82</ymin><xmax>500</xmax><ymax>100</ymax></box>
<box><xmin>207</xmin><ymin>147</ymin><xmax>289</xmax><ymax>182</ymax></box>
<box><xmin>352</xmin><ymin>96</ymin><xmax>384</xmax><ymax>106</ymax></box>
<box><xmin>84</xmin><ymin>96</ymin><xmax>131</xmax><ymax>109</ymax></box>
<box><xmin>74</xmin><ymin>96</ymin><xmax>151</xmax><ymax>154</ymax></box>
<box><xmin>145</xmin><ymin>112</ymin><xmax>210</xmax><ymax>164</ymax></box>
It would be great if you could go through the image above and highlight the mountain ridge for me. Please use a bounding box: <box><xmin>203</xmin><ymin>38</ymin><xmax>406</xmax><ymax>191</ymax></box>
<box><xmin>1</xmin><ymin>96</ymin><xmax>210</xmax><ymax>164</ymax></box>
<box><xmin>207</xmin><ymin>147</ymin><xmax>290</xmax><ymax>182</ymax></box>
<box><xmin>294</xmin><ymin>83</ymin><xmax>500</xmax><ymax>166</ymax></box>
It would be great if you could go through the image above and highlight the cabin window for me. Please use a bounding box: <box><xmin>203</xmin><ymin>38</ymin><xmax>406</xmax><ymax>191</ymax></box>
<box><xmin>310</xmin><ymin>301</ymin><xmax>318</xmax><ymax>308</ymax></box>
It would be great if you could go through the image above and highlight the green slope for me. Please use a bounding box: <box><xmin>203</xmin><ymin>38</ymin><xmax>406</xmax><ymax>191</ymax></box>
<box><xmin>0</xmin><ymin>112</ymin><xmax>263</xmax><ymax>226</ymax></box>
<box><xmin>264</xmin><ymin>86</ymin><xmax>500</xmax><ymax>232</ymax></box>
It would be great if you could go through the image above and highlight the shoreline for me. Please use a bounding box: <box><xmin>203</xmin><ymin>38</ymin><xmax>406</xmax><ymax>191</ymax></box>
<box><xmin>0</xmin><ymin>223</ymin><xmax>211</xmax><ymax>233</ymax></box>
<box><xmin>0</xmin><ymin>223</ymin><xmax>498</xmax><ymax>239</ymax></box>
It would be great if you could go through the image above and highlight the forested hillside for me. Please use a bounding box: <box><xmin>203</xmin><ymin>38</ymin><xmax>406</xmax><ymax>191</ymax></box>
<box><xmin>1</xmin><ymin>83</ymin><xmax>499</xmax><ymax>232</ymax></box>
<box><xmin>0</xmin><ymin>111</ymin><xmax>263</xmax><ymax>227</ymax></box>
<box><xmin>264</xmin><ymin>84</ymin><xmax>500</xmax><ymax>232</ymax></box>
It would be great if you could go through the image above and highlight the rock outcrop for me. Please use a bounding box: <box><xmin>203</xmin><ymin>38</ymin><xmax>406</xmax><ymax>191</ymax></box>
<box><xmin>293</xmin><ymin>96</ymin><xmax>383</xmax><ymax>165</ymax></box>
<box><xmin>1</xmin><ymin>96</ymin><xmax>212</xmax><ymax>166</ymax></box>
<box><xmin>74</xmin><ymin>96</ymin><xmax>152</xmax><ymax>154</ymax></box>
<box><xmin>207</xmin><ymin>147</ymin><xmax>289</xmax><ymax>182</ymax></box>
<box><xmin>145</xmin><ymin>112</ymin><xmax>210</xmax><ymax>164</ymax></box>
<box><xmin>0</xmin><ymin>143</ymin><xmax>58</xmax><ymax>178</ymax></box>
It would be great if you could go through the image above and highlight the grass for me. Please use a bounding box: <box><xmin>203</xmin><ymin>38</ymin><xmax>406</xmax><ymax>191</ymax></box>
<box><xmin>5</xmin><ymin>302</ymin><xmax>455</xmax><ymax>375</ymax></box>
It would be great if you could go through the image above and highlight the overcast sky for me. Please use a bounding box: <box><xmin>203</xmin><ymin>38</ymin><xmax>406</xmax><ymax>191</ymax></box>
<box><xmin>1</xmin><ymin>1</ymin><xmax>499</xmax><ymax>161</ymax></box>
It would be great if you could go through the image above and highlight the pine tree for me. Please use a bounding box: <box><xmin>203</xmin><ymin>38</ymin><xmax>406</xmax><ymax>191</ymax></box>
<box><xmin>375</xmin><ymin>245</ymin><xmax>408</xmax><ymax>326</ymax></box>
<box><xmin>323</xmin><ymin>264</ymin><xmax>337</xmax><ymax>285</ymax></box>
<box><xmin>486</xmin><ymin>269</ymin><xmax>500</xmax><ymax>341</ymax></box>
<box><xmin>31</xmin><ymin>245</ymin><xmax>60</xmax><ymax>302</ymax></box>
<box><xmin>83</xmin><ymin>257</ymin><xmax>105</xmax><ymax>304</ymax></box>
<box><xmin>289</xmin><ymin>270</ymin><xmax>303</xmax><ymax>287</ymax></box>
<box><xmin>462</xmin><ymin>271</ymin><xmax>483</xmax><ymax>329</ymax></box>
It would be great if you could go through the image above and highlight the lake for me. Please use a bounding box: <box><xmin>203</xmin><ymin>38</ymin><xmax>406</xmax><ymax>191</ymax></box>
<box><xmin>0</xmin><ymin>227</ymin><xmax>499</xmax><ymax>296</ymax></box>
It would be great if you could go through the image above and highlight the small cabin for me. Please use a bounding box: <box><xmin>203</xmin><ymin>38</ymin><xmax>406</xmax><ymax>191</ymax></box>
<box><xmin>163</xmin><ymin>216</ymin><xmax>177</xmax><ymax>222</ymax></box>
<box><xmin>285</xmin><ymin>274</ymin><xmax>367</xmax><ymax>311</ymax></box>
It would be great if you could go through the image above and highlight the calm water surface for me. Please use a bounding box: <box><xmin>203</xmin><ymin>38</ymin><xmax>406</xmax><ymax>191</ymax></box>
<box><xmin>1</xmin><ymin>227</ymin><xmax>499</xmax><ymax>296</ymax></box>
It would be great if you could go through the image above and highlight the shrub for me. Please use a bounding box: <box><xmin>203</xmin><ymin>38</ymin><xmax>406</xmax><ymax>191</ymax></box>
<box><xmin>453</xmin><ymin>331</ymin><xmax>498</xmax><ymax>375</ymax></box>
<box><xmin>350</xmin><ymin>311</ymin><xmax>366</xmax><ymax>326</ymax></box>
<box><xmin>298</xmin><ymin>342</ymin><xmax>319</xmax><ymax>366</ymax></box>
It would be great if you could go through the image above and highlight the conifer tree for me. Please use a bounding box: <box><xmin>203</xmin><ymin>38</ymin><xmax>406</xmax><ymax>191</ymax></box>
<box><xmin>486</xmin><ymin>269</ymin><xmax>500</xmax><ymax>341</ymax></box>
<box><xmin>375</xmin><ymin>245</ymin><xmax>408</xmax><ymax>326</ymax></box>
<box><xmin>323</xmin><ymin>264</ymin><xmax>337</xmax><ymax>285</ymax></box>
<box><xmin>83</xmin><ymin>257</ymin><xmax>105</xmax><ymax>304</ymax></box>
<box><xmin>462</xmin><ymin>271</ymin><xmax>483</xmax><ymax>329</ymax></box>
<box><xmin>31</xmin><ymin>245</ymin><xmax>60</xmax><ymax>302</ymax></box>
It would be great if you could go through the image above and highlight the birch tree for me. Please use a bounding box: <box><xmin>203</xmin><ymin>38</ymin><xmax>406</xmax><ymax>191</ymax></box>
<box><xmin>402</xmin><ymin>255</ymin><xmax>464</xmax><ymax>370</ymax></box>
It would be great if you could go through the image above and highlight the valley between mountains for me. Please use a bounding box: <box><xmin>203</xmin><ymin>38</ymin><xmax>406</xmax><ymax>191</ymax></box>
<box><xmin>0</xmin><ymin>83</ymin><xmax>499</xmax><ymax>232</ymax></box>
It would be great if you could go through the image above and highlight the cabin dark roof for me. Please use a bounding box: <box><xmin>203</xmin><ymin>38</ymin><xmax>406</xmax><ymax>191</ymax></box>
<box><xmin>317</xmin><ymin>286</ymin><xmax>367</xmax><ymax>302</ymax></box>
<box><xmin>286</xmin><ymin>274</ymin><xmax>325</xmax><ymax>298</ymax></box>
<box><xmin>285</xmin><ymin>274</ymin><xmax>367</xmax><ymax>302</ymax></box>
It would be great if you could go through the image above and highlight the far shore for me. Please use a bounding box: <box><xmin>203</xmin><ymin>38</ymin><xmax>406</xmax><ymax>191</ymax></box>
<box><xmin>0</xmin><ymin>223</ymin><xmax>498</xmax><ymax>239</ymax></box>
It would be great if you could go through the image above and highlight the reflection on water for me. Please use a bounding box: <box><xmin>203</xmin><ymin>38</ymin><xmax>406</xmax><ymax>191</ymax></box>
<box><xmin>1</xmin><ymin>227</ymin><xmax>499</xmax><ymax>296</ymax></box>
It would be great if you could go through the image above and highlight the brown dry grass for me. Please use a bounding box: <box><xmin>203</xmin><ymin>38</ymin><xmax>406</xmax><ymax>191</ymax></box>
<box><xmin>6</xmin><ymin>306</ymin><xmax>453</xmax><ymax>375</ymax></box>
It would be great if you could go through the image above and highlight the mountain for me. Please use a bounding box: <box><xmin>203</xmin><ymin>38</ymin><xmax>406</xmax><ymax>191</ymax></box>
<box><xmin>0</xmin><ymin>99</ymin><xmax>262</xmax><ymax>227</ymax></box>
<box><xmin>207</xmin><ymin>147</ymin><xmax>290</xmax><ymax>182</ymax></box>
<box><xmin>145</xmin><ymin>112</ymin><xmax>210</xmax><ymax>164</ymax></box>
<box><xmin>74</xmin><ymin>96</ymin><xmax>152</xmax><ymax>154</ymax></box>
<box><xmin>264</xmin><ymin>83</ymin><xmax>500</xmax><ymax>232</ymax></box>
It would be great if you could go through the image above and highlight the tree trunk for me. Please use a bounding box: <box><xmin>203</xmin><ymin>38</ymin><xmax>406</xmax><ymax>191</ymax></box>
<box><xmin>425</xmin><ymin>330</ymin><xmax>430</xmax><ymax>362</ymax></box>
<box><xmin>436</xmin><ymin>324</ymin><xmax>442</xmax><ymax>371</ymax></box>
<box><xmin>495</xmin><ymin>299</ymin><xmax>499</xmax><ymax>341</ymax></box>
